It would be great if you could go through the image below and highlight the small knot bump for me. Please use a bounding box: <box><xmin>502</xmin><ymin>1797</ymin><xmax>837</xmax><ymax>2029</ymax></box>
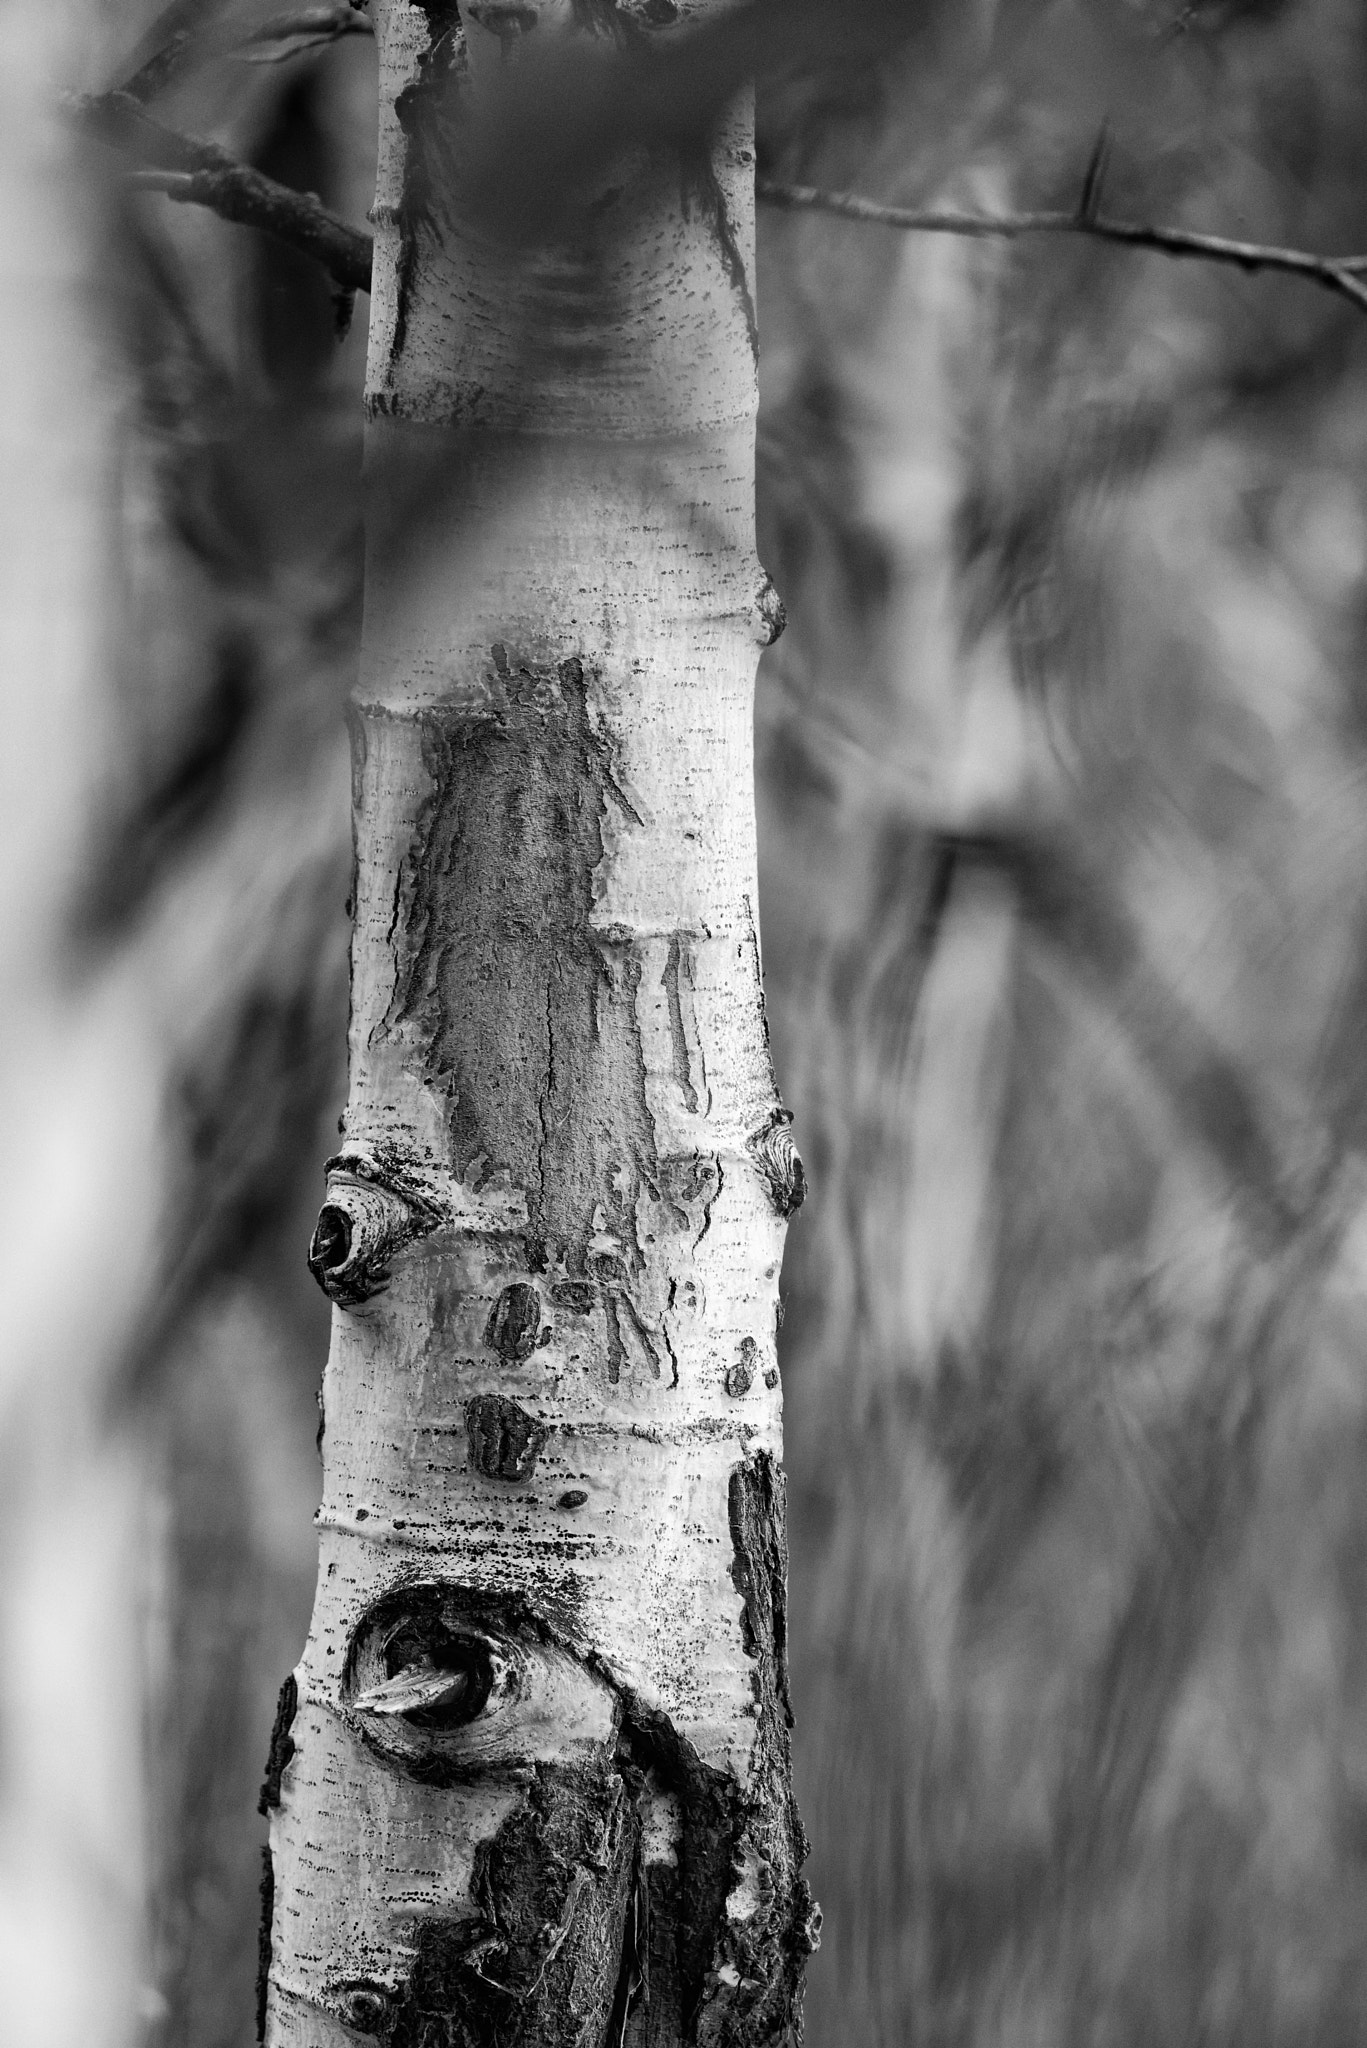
<box><xmin>307</xmin><ymin>1153</ymin><xmax>437</xmax><ymax>1308</ymax></box>
<box><xmin>749</xmin><ymin>1114</ymin><xmax>806</xmax><ymax>1218</ymax></box>
<box><xmin>558</xmin><ymin>1489</ymin><xmax>589</xmax><ymax>1511</ymax></box>
<box><xmin>752</xmin><ymin>575</ymin><xmax>786</xmax><ymax>646</ymax></box>
<box><xmin>726</xmin><ymin>1337</ymin><xmax>759</xmax><ymax>1398</ymax></box>
<box><xmin>764</xmin><ymin>1367</ymin><xmax>779</xmax><ymax>1390</ymax></box>
<box><xmin>551</xmin><ymin>1280</ymin><xmax>596</xmax><ymax>1313</ymax></box>
<box><xmin>484</xmin><ymin>1282</ymin><xmax>544</xmax><ymax>1363</ymax></box>
<box><xmin>337</xmin><ymin>1984</ymin><xmax>393</xmax><ymax>2036</ymax></box>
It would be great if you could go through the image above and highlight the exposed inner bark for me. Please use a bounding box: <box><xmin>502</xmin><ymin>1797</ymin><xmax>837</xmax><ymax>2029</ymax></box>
<box><xmin>382</xmin><ymin>652</ymin><xmax>655</xmax><ymax>1269</ymax></box>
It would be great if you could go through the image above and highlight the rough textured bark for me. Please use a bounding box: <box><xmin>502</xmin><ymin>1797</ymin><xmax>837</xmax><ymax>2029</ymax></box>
<box><xmin>262</xmin><ymin>5</ymin><xmax>813</xmax><ymax>2044</ymax></box>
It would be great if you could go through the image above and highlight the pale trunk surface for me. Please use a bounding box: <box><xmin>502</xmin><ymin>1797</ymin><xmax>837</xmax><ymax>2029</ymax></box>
<box><xmin>262</xmin><ymin>5</ymin><xmax>813</xmax><ymax>2045</ymax></box>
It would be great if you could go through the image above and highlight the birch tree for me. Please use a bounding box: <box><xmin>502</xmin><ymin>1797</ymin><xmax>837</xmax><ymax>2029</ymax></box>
<box><xmin>260</xmin><ymin>5</ymin><xmax>814</xmax><ymax>2042</ymax></box>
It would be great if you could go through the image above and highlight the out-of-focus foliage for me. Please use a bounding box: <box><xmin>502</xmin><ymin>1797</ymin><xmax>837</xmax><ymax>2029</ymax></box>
<box><xmin>65</xmin><ymin>9</ymin><xmax>376</xmax><ymax>2039</ymax></box>
<box><xmin>32</xmin><ymin>0</ymin><xmax>1367</xmax><ymax>2042</ymax></box>
<box><xmin>758</xmin><ymin>2</ymin><xmax>1367</xmax><ymax>2043</ymax></box>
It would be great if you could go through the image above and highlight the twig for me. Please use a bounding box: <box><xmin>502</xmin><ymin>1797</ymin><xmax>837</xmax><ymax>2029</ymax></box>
<box><xmin>112</xmin><ymin>0</ymin><xmax>224</xmax><ymax>103</ymax></box>
<box><xmin>72</xmin><ymin>90</ymin><xmax>373</xmax><ymax>295</ymax></box>
<box><xmin>113</xmin><ymin>1</ymin><xmax>371</xmax><ymax>101</ymax></box>
<box><xmin>125</xmin><ymin>167</ymin><xmax>372</xmax><ymax>296</ymax></box>
<box><xmin>757</xmin><ymin>177</ymin><xmax>1367</xmax><ymax>317</ymax></box>
<box><xmin>236</xmin><ymin>5</ymin><xmax>375</xmax><ymax>64</ymax></box>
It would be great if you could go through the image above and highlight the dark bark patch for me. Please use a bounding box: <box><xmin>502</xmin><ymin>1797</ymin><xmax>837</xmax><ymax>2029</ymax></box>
<box><xmin>466</xmin><ymin>1394</ymin><xmax>548</xmax><ymax>1479</ymax></box>
<box><xmin>551</xmin><ymin>1279</ymin><xmax>596</xmax><ymax>1312</ymax></box>
<box><xmin>623</xmin><ymin>1858</ymin><xmax>684</xmax><ymax>2047</ymax></box>
<box><xmin>485</xmin><ymin>1282</ymin><xmax>544</xmax><ymax>1362</ymax></box>
<box><xmin>256</xmin><ymin>1845</ymin><xmax>274</xmax><ymax>2044</ymax></box>
<box><xmin>662</xmin><ymin>933</ymin><xmax>703</xmax><ymax>1114</ymax></box>
<box><xmin>669</xmin><ymin>1454</ymin><xmax>814</xmax><ymax>2048</ymax></box>
<box><xmin>741</xmin><ymin>894</ymin><xmax>777</xmax><ymax>1073</ymax></box>
<box><xmin>728</xmin><ymin>1454</ymin><xmax>791</xmax><ymax>1724</ymax></box>
<box><xmin>258</xmin><ymin>1671</ymin><xmax>298</xmax><ymax>1815</ymax></box>
<box><xmin>604</xmin><ymin>1289</ymin><xmax>663</xmax><ymax>1388</ymax></box>
<box><xmin>382</xmin><ymin>655</ymin><xmax>656</xmax><ymax>1265</ymax></box>
<box><xmin>613</xmin><ymin>1693</ymin><xmax>813</xmax><ymax>2048</ymax></box>
<box><xmin>679</xmin><ymin>141</ymin><xmax>759</xmax><ymax>366</ymax></box>
<box><xmin>388</xmin><ymin>1758</ymin><xmax>641</xmax><ymax>2048</ymax></box>
<box><xmin>388</xmin><ymin>2</ymin><xmax>466</xmax><ymax>372</ymax></box>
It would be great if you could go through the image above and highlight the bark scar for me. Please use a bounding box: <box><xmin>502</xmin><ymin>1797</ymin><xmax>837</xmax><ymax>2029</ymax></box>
<box><xmin>681</xmin><ymin>140</ymin><xmax>759</xmax><ymax>365</ymax></box>
<box><xmin>258</xmin><ymin>1672</ymin><xmax>298</xmax><ymax>1815</ymax></box>
<box><xmin>380</xmin><ymin>655</ymin><xmax>657</xmax><ymax>1268</ymax></box>
<box><xmin>466</xmin><ymin>1393</ymin><xmax>548</xmax><ymax>1479</ymax></box>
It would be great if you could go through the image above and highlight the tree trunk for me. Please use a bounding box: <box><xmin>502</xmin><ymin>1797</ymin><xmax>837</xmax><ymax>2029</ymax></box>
<box><xmin>261</xmin><ymin>6</ymin><xmax>813</xmax><ymax>2044</ymax></box>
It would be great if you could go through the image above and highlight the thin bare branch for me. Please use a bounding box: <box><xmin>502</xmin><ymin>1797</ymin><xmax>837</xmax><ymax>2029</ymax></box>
<box><xmin>73</xmin><ymin>91</ymin><xmax>373</xmax><ymax>295</ymax></box>
<box><xmin>112</xmin><ymin>0</ymin><xmax>371</xmax><ymax>100</ymax></box>
<box><xmin>111</xmin><ymin>0</ymin><xmax>225</xmax><ymax>103</ymax></box>
<box><xmin>235</xmin><ymin>5</ymin><xmax>374</xmax><ymax>64</ymax></box>
<box><xmin>757</xmin><ymin>177</ymin><xmax>1367</xmax><ymax>317</ymax></box>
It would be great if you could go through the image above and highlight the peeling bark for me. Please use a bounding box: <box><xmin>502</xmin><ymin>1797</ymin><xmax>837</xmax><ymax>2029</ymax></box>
<box><xmin>262</xmin><ymin>5</ymin><xmax>809</xmax><ymax>2044</ymax></box>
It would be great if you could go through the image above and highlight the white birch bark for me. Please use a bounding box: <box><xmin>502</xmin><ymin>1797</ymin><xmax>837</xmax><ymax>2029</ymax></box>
<box><xmin>263</xmin><ymin>6</ymin><xmax>814</xmax><ymax>2044</ymax></box>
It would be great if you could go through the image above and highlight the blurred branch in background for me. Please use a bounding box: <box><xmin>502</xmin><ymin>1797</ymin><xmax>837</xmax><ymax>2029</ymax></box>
<box><xmin>758</xmin><ymin>5</ymin><xmax>1367</xmax><ymax>2046</ymax></box>
<box><xmin>8</xmin><ymin>6</ymin><xmax>374</xmax><ymax>2043</ymax></box>
<box><xmin>74</xmin><ymin>89</ymin><xmax>373</xmax><ymax>295</ymax></box>
<box><xmin>761</xmin><ymin>174</ymin><xmax>1367</xmax><ymax>315</ymax></box>
<box><xmin>17</xmin><ymin>0</ymin><xmax>1367</xmax><ymax>2043</ymax></box>
<box><xmin>114</xmin><ymin>0</ymin><xmax>372</xmax><ymax>102</ymax></box>
<box><xmin>67</xmin><ymin>0</ymin><xmax>1367</xmax><ymax>344</ymax></box>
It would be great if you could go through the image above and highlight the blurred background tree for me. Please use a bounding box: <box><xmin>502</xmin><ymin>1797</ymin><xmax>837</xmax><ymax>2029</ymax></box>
<box><xmin>11</xmin><ymin>0</ymin><xmax>1367</xmax><ymax>2043</ymax></box>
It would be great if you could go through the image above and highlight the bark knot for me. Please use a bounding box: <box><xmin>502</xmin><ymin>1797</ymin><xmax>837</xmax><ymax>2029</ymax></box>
<box><xmin>749</xmin><ymin>1114</ymin><xmax>806</xmax><ymax>1219</ymax></box>
<box><xmin>307</xmin><ymin>1148</ymin><xmax>441</xmax><ymax>1306</ymax></box>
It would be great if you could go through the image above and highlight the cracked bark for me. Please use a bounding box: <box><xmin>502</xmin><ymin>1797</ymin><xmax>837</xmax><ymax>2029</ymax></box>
<box><xmin>261</xmin><ymin>5</ymin><xmax>812</xmax><ymax>2045</ymax></box>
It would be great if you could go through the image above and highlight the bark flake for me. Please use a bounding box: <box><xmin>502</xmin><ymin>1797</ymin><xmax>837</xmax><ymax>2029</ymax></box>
<box><xmin>258</xmin><ymin>1672</ymin><xmax>298</xmax><ymax>1815</ymax></box>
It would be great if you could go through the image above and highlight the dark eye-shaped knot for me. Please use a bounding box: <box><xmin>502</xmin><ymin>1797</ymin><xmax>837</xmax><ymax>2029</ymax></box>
<box><xmin>748</xmin><ymin>1114</ymin><xmax>806</xmax><ymax>1218</ymax></box>
<box><xmin>343</xmin><ymin>1588</ymin><xmax>616</xmax><ymax>1781</ymax></box>
<box><xmin>307</xmin><ymin>1151</ymin><xmax>439</xmax><ymax>1306</ymax></box>
<box><xmin>352</xmin><ymin>1621</ymin><xmax>495</xmax><ymax>1729</ymax></box>
<box><xmin>336</xmin><ymin>1982</ymin><xmax>394</xmax><ymax>2038</ymax></box>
